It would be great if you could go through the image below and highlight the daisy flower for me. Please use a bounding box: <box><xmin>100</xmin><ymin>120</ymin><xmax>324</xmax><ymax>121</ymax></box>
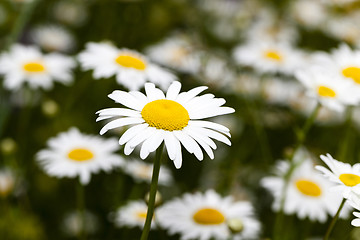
<box><xmin>96</xmin><ymin>81</ymin><xmax>235</xmax><ymax>168</ymax></box>
<box><xmin>313</xmin><ymin>44</ymin><xmax>360</xmax><ymax>87</ymax></box>
<box><xmin>262</xmin><ymin>155</ymin><xmax>346</xmax><ymax>222</ymax></box>
<box><xmin>36</xmin><ymin>128</ymin><xmax>124</xmax><ymax>185</ymax></box>
<box><xmin>78</xmin><ymin>42</ymin><xmax>177</xmax><ymax>91</ymax></box>
<box><xmin>316</xmin><ymin>153</ymin><xmax>360</xmax><ymax>199</ymax></box>
<box><xmin>123</xmin><ymin>158</ymin><xmax>173</xmax><ymax>186</ymax></box>
<box><xmin>61</xmin><ymin>210</ymin><xmax>99</xmax><ymax>237</ymax></box>
<box><xmin>0</xmin><ymin>44</ymin><xmax>76</xmax><ymax>90</ymax></box>
<box><xmin>31</xmin><ymin>25</ymin><xmax>76</xmax><ymax>53</ymax></box>
<box><xmin>146</xmin><ymin>35</ymin><xmax>201</xmax><ymax>74</ymax></box>
<box><xmin>113</xmin><ymin>200</ymin><xmax>156</xmax><ymax>229</ymax></box>
<box><xmin>233</xmin><ymin>40</ymin><xmax>304</xmax><ymax>75</ymax></box>
<box><xmin>295</xmin><ymin>66</ymin><xmax>360</xmax><ymax>112</ymax></box>
<box><xmin>156</xmin><ymin>190</ymin><xmax>261</xmax><ymax>240</ymax></box>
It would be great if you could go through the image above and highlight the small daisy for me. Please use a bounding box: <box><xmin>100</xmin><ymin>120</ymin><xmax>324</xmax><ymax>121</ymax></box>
<box><xmin>113</xmin><ymin>200</ymin><xmax>156</xmax><ymax>229</ymax></box>
<box><xmin>96</xmin><ymin>81</ymin><xmax>234</xmax><ymax>168</ymax></box>
<box><xmin>146</xmin><ymin>35</ymin><xmax>201</xmax><ymax>74</ymax></box>
<box><xmin>36</xmin><ymin>128</ymin><xmax>124</xmax><ymax>185</ymax></box>
<box><xmin>31</xmin><ymin>25</ymin><xmax>76</xmax><ymax>53</ymax></box>
<box><xmin>313</xmin><ymin>44</ymin><xmax>360</xmax><ymax>87</ymax></box>
<box><xmin>262</xmin><ymin>154</ymin><xmax>346</xmax><ymax>222</ymax></box>
<box><xmin>295</xmin><ymin>66</ymin><xmax>360</xmax><ymax>112</ymax></box>
<box><xmin>78</xmin><ymin>42</ymin><xmax>177</xmax><ymax>91</ymax></box>
<box><xmin>123</xmin><ymin>158</ymin><xmax>173</xmax><ymax>186</ymax></box>
<box><xmin>316</xmin><ymin>153</ymin><xmax>360</xmax><ymax>199</ymax></box>
<box><xmin>233</xmin><ymin>40</ymin><xmax>304</xmax><ymax>75</ymax></box>
<box><xmin>291</xmin><ymin>0</ymin><xmax>327</xmax><ymax>29</ymax></box>
<box><xmin>53</xmin><ymin>1</ymin><xmax>88</xmax><ymax>27</ymax></box>
<box><xmin>156</xmin><ymin>190</ymin><xmax>261</xmax><ymax>240</ymax></box>
<box><xmin>0</xmin><ymin>44</ymin><xmax>76</xmax><ymax>90</ymax></box>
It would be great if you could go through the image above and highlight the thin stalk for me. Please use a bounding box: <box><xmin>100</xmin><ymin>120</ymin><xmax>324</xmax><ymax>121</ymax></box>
<box><xmin>5</xmin><ymin>0</ymin><xmax>41</xmax><ymax>50</ymax></box>
<box><xmin>273</xmin><ymin>102</ymin><xmax>321</xmax><ymax>240</ymax></box>
<box><xmin>140</xmin><ymin>143</ymin><xmax>164</xmax><ymax>240</ymax></box>
<box><xmin>337</xmin><ymin>106</ymin><xmax>353</xmax><ymax>162</ymax></box>
<box><xmin>323</xmin><ymin>198</ymin><xmax>346</xmax><ymax>240</ymax></box>
<box><xmin>76</xmin><ymin>181</ymin><xmax>86</xmax><ymax>240</ymax></box>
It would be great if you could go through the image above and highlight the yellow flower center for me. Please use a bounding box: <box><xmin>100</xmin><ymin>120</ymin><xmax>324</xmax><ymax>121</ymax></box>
<box><xmin>193</xmin><ymin>208</ymin><xmax>225</xmax><ymax>225</ymax></box>
<box><xmin>23</xmin><ymin>62</ymin><xmax>45</xmax><ymax>73</ymax></box>
<box><xmin>136</xmin><ymin>211</ymin><xmax>148</xmax><ymax>219</ymax></box>
<box><xmin>295</xmin><ymin>179</ymin><xmax>322</xmax><ymax>197</ymax></box>
<box><xmin>115</xmin><ymin>54</ymin><xmax>146</xmax><ymax>70</ymax></box>
<box><xmin>263</xmin><ymin>50</ymin><xmax>283</xmax><ymax>62</ymax></box>
<box><xmin>317</xmin><ymin>86</ymin><xmax>336</xmax><ymax>98</ymax></box>
<box><xmin>339</xmin><ymin>173</ymin><xmax>360</xmax><ymax>187</ymax></box>
<box><xmin>67</xmin><ymin>148</ymin><xmax>94</xmax><ymax>162</ymax></box>
<box><xmin>342</xmin><ymin>67</ymin><xmax>360</xmax><ymax>84</ymax></box>
<box><xmin>141</xmin><ymin>99</ymin><xmax>190</xmax><ymax>131</ymax></box>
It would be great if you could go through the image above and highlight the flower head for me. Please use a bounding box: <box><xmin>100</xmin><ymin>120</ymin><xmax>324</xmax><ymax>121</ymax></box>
<box><xmin>78</xmin><ymin>42</ymin><xmax>177</xmax><ymax>91</ymax></box>
<box><xmin>97</xmin><ymin>81</ymin><xmax>235</xmax><ymax>168</ymax></box>
<box><xmin>36</xmin><ymin>128</ymin><xmax>124</xmax><ymax>185</ymax></box>
<box><xmin>112</xmin><ymin>200</ymin><xmax>156</xmax><ymax>229</ymax></box>
<box><xmin>0</xmin><ymin>44</ymin><xmax>75</xmax><ymax>90</ymax></box>
<box><xmin>156</xmin><ymin>190</ymin><xmax>261</xmax><ymax>240</ymax></box>
<box><xmin>262</xmin><ymin>156</ymin><xmax>346</xmax><ymax>222</ymax></box>
<box><xmin>316</xmin><ymin>153</ymin><xmax>360</xmax><ymax>199</ymax></box>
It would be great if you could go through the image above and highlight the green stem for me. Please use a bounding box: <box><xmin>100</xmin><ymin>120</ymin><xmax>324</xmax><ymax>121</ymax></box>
<box><xmin>273</xmin><ymin>102</ymin><xmax>321</xmax><ymax>240</ymax></box>
<box><xmin>140</xmin><ymin>143</ymin><xmax>164</xmax><ymax>240</ymax></box>
<box><xmin>337</xmin><ymin>106</ymin><xmax>353</xmax><ymax>162</ymax></box>
<box><xmin>323</xmin><ymin>198</ymin><xmax>346</xmax><ymax>240</ymax></box>
<box><xmin>5</xmin><ymin>0</ymin><xmax>41</xmax><ymax>50</ymax></box>
<box><xmin>76</xmin><ymin>181</ymin><xmax>86</xmax><ymax>240</ymax></box>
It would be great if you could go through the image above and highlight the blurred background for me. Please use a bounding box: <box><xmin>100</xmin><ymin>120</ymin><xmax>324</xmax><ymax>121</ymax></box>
<box><xmin>1</xmin><ymin>0</ymin><xmax>360</xmax><ymax>239</ymax></box>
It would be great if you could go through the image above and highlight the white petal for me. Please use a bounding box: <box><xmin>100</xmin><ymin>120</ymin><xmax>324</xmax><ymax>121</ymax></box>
<box><xmin>166</xmin><ymin>81</ymin><xmax>182</xmax><ymax>100</ymax></box>
<box><xmin>164</xmin><ymin>132</ymin><xmax>178</xmax><ymax>160</ymax></box>
<box><xmin>119</xmin><ymin>124</ymin><xmax>149</xmax><ymax>145</ymax></box>
<box><xmin>195</xmin><ymin>127</ymin><xmax>231</xmax><ymax>146</ymax></box>
<box><xmin>189</xmin><ymin>120</ymin><xmax>230</xmax><ymax>136</ymax></box>
<box><xmin>176</xmin><ymin>86</ymin><xmax>208</xmax><ymax>104</ymax></box>
<box><xmin>173</xmin><ymin>131</ymin><xmax>203</xmax><ymax>160</ymax></box>
<box><xmin>108</xmin><ymin>90</ymin><xmax>145</xmax><ymax>111</ymax></box>
<box><xmin>100</xmin><ymin>117</ymin><xmax>144</xmax><ymax>135</ymax></box>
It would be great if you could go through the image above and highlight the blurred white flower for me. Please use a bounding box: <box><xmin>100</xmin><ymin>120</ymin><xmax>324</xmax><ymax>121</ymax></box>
<box><xmin>156</xmin><ymin>189</ymin><xmax>261</xmax><ymax>240</ymax></box>
<box><xmin>262</xmin><ymin>150</ymin><xmax>348</xmax><ymax>222</ymax></box>
<box><xmin>112</xmin><ymin>200</ymin><xmax>156</xmax><ymax>229</ymax></box>
<box><xmin>146</xmin><ymin>35</ymin><xmax>201</xmax><ymax>74</ymax></box>
<box><xmin>36</xmin><ymin>128</ymin><xmax>125</xmax><ymax>185</ymax></box>
<box><xmin>78</xmin><ymin>42</ymin><xmax>177</xmax><ymax>91</ymax></box>
<box><xmin>291</xmin><ymin>0</ymin><xmax>328</xmax><ymax>29</ymax></box>
<box><xmin>61</xmin><ymin>210</ymin><xmax>99</xmax><ymax>236</ymax></box>
<box><xmin>31</xmin><ymin>25</ymin><xmax>76</xmax><ymax>53</ymax></box>
<box><xmin>0</xmin><ymin>44</ymin><xmax>76</xmax><ymax>90</ymax></box>
<box><xmin>53</xmin><ymin>1</ymin><xmax>88</xmax><ymax>27</ymax></box>
<box><xmin>0</xmin><ymin>168</ymin><xmax>16</xmax><ymax>198</ymax></box>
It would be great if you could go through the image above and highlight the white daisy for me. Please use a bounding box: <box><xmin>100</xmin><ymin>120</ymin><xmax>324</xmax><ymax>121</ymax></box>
<box><xmin>295</xmin><ymin>66</ymin><xmax>360</xmax><ymax>112</ymax></box>
<box><xmin>31</xmin><ymin>25</ymin><xmax>76</xmax><ymax>53</ymax></box>
<box><xmin>96</xmin><ymin>81</ymin><xmax>235</xmax><ymax>169</ymax></box>
<box><xmin>146</xmin><ymin>35</ymin><xmax>201</xmax><ymax>74</ymax></box>
<box><xmin>312</xmin><ymin>44</ymin><xmax>360</xmax><ymax>87</ymax></box>
<box><xmin>61</xmin><ymin>210</ymin><xmax>99</xmax><ymax>237</ymax></box>
<box><xmin>290</xmin><ymin>0</ymin><xmax>327</xmax><ymax>29</ymax></box>
<box><xmin>113</xmin><ymin>200</ymin><xmax>156</xmax><ymax>229</ymax></box>
<box><xmin>316</xmin><ymin>153</ymin><xmax>360</xmax><ymax>199</ymax></box>
<box><xmin>36</xmin><ymin>128</ymin><xmax>125</xmax><ymax>185</ymax></box>
<box><xmin>78</xmin><ymin>42</ymin><xmax>177</xmax><ymax>91</ymax></box>
<box><xmin>233</xmin><ymin>40</ymin><xmax>304</xmax><ymax>75</ymax></box>
<box><xmin>262</xmin><ymin>155</ymin><xmax>346</xmax><ymax>222</ymax></box>
<box><xmin>0</xmin><ymin>44</ymin><xmax>76</xmax><ymax>90</ymax></box>
<box><xmin>123</xmin><ymin>158</ymin><xmax>173</xmax><ymax>186</ymax></box>
<box><xmin>53</xmin><ymin>1</ymin><xmax>88</xmax><ymax>27</ymax></box>
<box><xmin>156</xmin><ymin>190</ymin><xmax>261</xmax><ymax>240</ymax></box>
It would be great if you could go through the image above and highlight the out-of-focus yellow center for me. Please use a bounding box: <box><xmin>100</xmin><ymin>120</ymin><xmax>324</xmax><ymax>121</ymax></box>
<box><xmin>342</xmin><ymin>67</ymin><xmax>360</xmax><ymax>84</ymax></box>
<box><xmin>339</xmin><ymin>173</ymin><xmax>360</xmax><ymax>187</ymax></box>
<box><xmin>67</xmin><ymin>148</ymin><xmax>94</xmax><ymax>161</ymax></box>
<box><xmin>193</xmin><ymin>208</ymin><xmax>225</xmax><ymax>225</ymax></box>
<box><xmin>115</xmin><ymin>55</ymin><xmax>146</xmax><ymax>70</ymax></box>
<box><xmin>23</xmin><ymin>62</ymin><xmax>45</xmax><ymax>72</ymax></box>
<box><xmin>141</xmin><ymin>99</ymin><xmax>189</xmax><ymax>131</ymax></box>
<box><xmin>264</xmin><ymin>50</ymin><xmax>283</xmax><ymax>62</ymax></box>
<box><xmin>317</xmin><ymin>86</ymin><xmax>336</xmax><ymax>98</ymax></box>
<box><xmin>295</xmin><ymin>179</ymin><xmax>322</xmax><ymax>197</ymax></box>
<box><xmin>136</xmin><ymin>211</ymin><xmax>147</xmax><ymax>219</ymax></box>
